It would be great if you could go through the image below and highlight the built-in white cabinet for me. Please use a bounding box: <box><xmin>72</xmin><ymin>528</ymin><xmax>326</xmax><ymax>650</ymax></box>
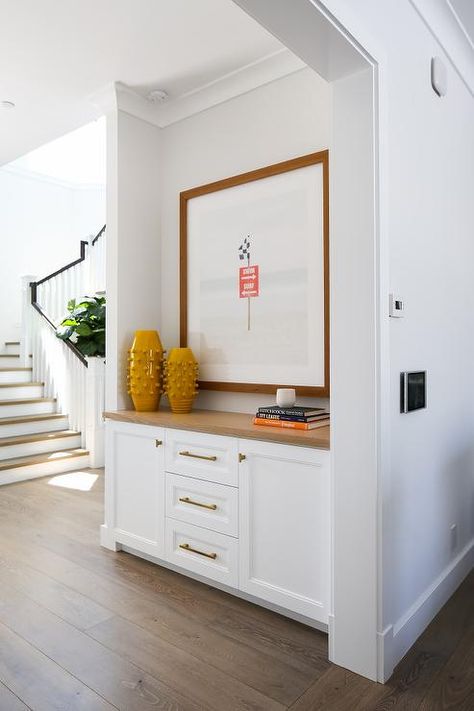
<box><xmin>102</xmin><ymin>418</ymin><xmax>330</xmax><ymax>626</ymax></box>
<box><xmin>103</xmin><ymin>421</ymin><xmax>165</xmax><ymax>558</ymax></box>
<box><xmin>239</xmin><ymin>439</ymin><xmax>330</xmax><ymax>621</ymax></box>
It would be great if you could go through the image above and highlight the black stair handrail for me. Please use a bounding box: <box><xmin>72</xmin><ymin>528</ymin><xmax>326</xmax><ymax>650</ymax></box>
<box><xmin>30</xmin><ymin>224</ymin><xmax>106</xmax><ymax>367</ymax></box>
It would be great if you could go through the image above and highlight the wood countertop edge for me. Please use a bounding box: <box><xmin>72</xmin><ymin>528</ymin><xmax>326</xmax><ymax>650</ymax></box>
<box><xmin>103</xmin><ymin>409</ymin><xmax>330</xmax><ymax>451</ymax></box>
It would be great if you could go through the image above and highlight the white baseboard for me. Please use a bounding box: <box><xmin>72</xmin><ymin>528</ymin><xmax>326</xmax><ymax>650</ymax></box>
<box><xmin>380</xmin><ymin>538</ymin><xmax>474</xmax><ymax>682</ymax></box>
<box><xmin>328</xmin><ymin>613</ymin><xmax>335</xmax><ymax>661</ymax></box>
<box><xmin>100</xmin><ymin>524</ymin><xmax>122</xmax><ymax>551</ymax></box>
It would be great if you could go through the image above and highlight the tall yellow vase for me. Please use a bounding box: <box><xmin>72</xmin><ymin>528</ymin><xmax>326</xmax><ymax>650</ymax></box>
<box><xmin>127</xmin><ymin>330</ymin><xmax>164</xmax><ymax>412</ymax></box>
<box><xmin>165</xmin><ymin>347</ymin><xmax>199</xmax><ymax>414</ymax></box>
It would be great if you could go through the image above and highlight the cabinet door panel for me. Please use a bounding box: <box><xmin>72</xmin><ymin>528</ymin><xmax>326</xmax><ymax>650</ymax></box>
<box><xmin>239</xmin><ymin>440</ymin><xmax>330</xmax><ymax>623</ymax></box>
<box><xmin>106</xmin><ymin>421</ymin><xmax>165</xmax><ymax>557</ymax></box>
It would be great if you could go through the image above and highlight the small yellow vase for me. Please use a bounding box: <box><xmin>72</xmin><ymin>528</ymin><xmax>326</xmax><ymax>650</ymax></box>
<box><xmin>127</xmin><ymin>330</ymin><xmax>164</xmax><ymax>412</ymax></box>
<box><xmin>165</xmin><ymin>347</ymin><xmax>199</xmax><ymax>414</ymax></box>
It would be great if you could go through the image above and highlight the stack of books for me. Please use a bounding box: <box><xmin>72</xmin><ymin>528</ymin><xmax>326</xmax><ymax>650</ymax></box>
<box><xmin>253</xmin><ymin>405</ymin><xmax>330</xmax><ymax>430</ymax></box>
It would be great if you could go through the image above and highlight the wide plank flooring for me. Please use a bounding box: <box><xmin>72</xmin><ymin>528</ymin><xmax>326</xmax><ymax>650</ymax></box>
<box><xmin>0</xmin><ymin>469</ymin><xmax>472</xmax><ymax>710</ymax></box>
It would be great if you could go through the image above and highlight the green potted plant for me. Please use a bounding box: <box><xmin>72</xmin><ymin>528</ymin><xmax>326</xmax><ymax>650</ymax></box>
<box><xmin>56</xmin><ymin>296</ymin><xmax>106</xmax><ymax>357</ymax></box>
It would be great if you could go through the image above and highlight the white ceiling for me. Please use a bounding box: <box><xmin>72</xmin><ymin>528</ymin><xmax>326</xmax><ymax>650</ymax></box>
<box><xmin>0</xmin><ymin>0</ymin><xmax>284</xmax><ymax>166</ymax></box>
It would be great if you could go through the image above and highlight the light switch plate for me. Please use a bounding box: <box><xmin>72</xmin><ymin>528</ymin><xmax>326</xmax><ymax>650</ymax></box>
<box><xmin>389</xmin><ymin>293</ymin><xmax>404</xmax><ymax>318</ymax></box>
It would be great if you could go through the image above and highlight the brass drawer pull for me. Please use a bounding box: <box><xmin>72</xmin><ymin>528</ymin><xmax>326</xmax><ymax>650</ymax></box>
<box><xmin>155</xmin><ymin>439</ymin><xmax>163</xmax><ymax>447</ymax></box>
<box><xmin>179</xmin><ymin>542</ymin><xmax>217</xmax><ymax>560</ymax></box>
<box><xmin>179</xmin><ymin>450</ymin><xmax>217</xmax><ymax>462</ymax></box>
<box><xmin>179</xmin><ymin>496</ymin><xmax>217</xmax><ymax>511</ymax></box>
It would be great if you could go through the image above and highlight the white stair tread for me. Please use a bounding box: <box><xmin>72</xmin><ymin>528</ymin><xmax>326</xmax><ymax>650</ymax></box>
<box><xmin>0</xmin><ymin>430</ymin><xmax>80</xmax><ymax>447</ymax></box>
<box><xmin>0</xmin><ymin>413</ymin><xmax>66</xmax><ymax>426</ymax></box>
<box><xmin>0</xmin><ymin>381</ymin><xmax>43</xmax><ymax>389</ymax></box>
<box><xmin>0</xmin><ymin>397</ymin><xmax>55</xmax><ymax>406</ymax></box>
<box><xmin>0</xmin><ymin>448</ymin><xmax>89</xmax><ymax>471</ymax></box>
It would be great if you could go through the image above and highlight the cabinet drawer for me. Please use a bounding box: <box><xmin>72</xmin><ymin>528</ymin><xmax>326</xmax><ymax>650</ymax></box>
<box><xmin>165</xmin><ymin>429</ymin><xmax>238</xmax><ymax>486</ymax></box>
<box><xmin>166</xmin><ymin>472</ymin><xmax>238</xmax><ymax>537</ymax></box>
<box><xmin>165</xmin><ymin>519</ymin><xmax>238</xmax><ymax>587</ymax></box>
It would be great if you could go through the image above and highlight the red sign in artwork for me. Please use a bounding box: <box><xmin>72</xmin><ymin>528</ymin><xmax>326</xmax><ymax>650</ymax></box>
<box><xmin>239</xmin><ymin>265</ymin><xmax>259</xmax><ymax>298</ymax></box>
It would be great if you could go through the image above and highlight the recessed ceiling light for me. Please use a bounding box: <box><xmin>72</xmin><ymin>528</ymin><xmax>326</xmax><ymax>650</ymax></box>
<box><xmin>1</xmin><ymin>100</ymin><xmax>15</xmax><ymax>109</ymax></box>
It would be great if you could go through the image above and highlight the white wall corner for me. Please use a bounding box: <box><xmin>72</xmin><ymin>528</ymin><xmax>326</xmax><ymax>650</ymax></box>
<box><xmin>88</xmin><ymin>82</ymin><xmax>119</xmax><ymax>115</ymax></box>
<box><xmin>387</xmin><ymin>539</ymin><xmax>474</xmax><ymax>679</ymax></box>
<box><xmin>377</xmin><ymin>624</ymin><xmax>394</xmax><ymax>683</ymax></box>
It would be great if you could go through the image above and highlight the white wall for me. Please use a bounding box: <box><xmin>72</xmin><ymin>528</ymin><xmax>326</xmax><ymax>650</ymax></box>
<box><xmin>105</xmin><ymin>110</ymin><xmax>162</xmax><ymax>411</ymax></box>
<box><xmin>72</xmin><ymin>187</ymin><xmax>106</xmax><ymax>241</ymax></box>
<box><xmin>0</xmin><ymin>167</ymin><xmax>104</xmax><ymax>347</ymax></box>
<box><xmin>160</xmin><ymin>67</ymin><xmax>331</xmax><ymax>413</ymax></box>
<box><xmin>310</xmin><ymin>0</ymin><xmax>474</xmax><ymax>679</ymax></box>
<box><xmin>330</xmin><ymin>66</ymin><xmax>377</xmax><ymax>679</ymax></box>
<box><xmin>233</xmin><ymin>0</ymin><xmax>474</xmax><ymax>682</ymax></box>
<box><xmin>378</xmin><ymin>4</ymin><xmax>474</xmax><ymax>673</ymax></box>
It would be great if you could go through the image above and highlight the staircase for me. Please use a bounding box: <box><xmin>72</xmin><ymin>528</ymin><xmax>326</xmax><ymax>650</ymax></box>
<box><xmin>0</xmin><ymin>341</ymin><xmax>89</xmax><ymax>486</ymax></box>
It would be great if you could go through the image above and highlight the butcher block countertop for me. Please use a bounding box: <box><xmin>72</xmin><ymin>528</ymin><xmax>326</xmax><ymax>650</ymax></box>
<box><xmin>104</xmin><ymin>409</ymin><xmax>330</xmax><ymax>450</ymax></box>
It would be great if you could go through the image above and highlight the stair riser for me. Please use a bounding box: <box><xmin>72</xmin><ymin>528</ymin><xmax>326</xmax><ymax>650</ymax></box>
<box><xmin>3</xmin><ymin>345</ymin><xmax>20</xmax><ymax>355</ymax></box>
<box><xmin>0</xmin><ymin>401</ymin><xmax>55</xmax><ymax>418</ymax></box>
<box><xmin>0</xmin><ymin>417</ymin><xmax>69</xmax><ymax>438</ymax></box>
<box><xmin>0</xmin><ymin>435</ymin><xmax>82</xmax><ymax>461</ymax></box>
<box><xmin>0</xmin><ymin>454</ymin><xmax>90</xmax><ymax>486</ymax></box>
<box><xmin>0</xmin><ymin>385</ymin><xmax>43</xmax><ymax>401</ymax></box>
<box><xmin>0</xmin><ymin>357</ymin><xmax>23</xmax><ymax>368</ymax></box>
<box><xmin>0</xmin><ymin>371</ymin><xmax>32</xmax><ymax>384</ymax></box>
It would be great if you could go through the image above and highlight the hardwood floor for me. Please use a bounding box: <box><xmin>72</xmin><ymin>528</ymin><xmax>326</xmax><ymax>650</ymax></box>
<box><xmin>0</xmin><ymin>469</ymin><xmax>472</xmax><ymax>710</ymax></box>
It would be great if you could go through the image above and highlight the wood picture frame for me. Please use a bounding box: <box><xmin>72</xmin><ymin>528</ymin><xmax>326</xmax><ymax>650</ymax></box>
<box><xmin>180</xmin><ymin>150</ymin><xmax>329</xmax><ymax>397</ymax></box>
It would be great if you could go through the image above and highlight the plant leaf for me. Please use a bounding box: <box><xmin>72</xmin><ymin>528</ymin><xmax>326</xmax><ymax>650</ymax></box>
<box><xmin>76</xmin><ymin>323</ymin><xmax>93</xmax><ymax>336</ymax></box>
<box><xmin>56</xmin><ymin>325</ymin><xmax>74</xmax><ymax>340</ymax></box>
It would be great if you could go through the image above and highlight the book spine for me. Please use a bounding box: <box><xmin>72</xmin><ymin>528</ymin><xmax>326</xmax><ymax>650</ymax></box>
<box><xmin>253</xmin><ymin>417</ymin><xmax>326</xmax><ymax>431</ymax></box>
<box><xmin>255</xmin><ymin>413</ymin><xmax>326</xmax><ymax>423</ymax></box>
<box><xmin>257</xmin><ymin>407</ymin><xmax>321</xmax><ymax>417</ymax></box>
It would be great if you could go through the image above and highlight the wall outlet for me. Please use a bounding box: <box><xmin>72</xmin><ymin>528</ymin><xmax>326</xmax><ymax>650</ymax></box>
<box><xmin>450</xmin><ymin>523</ymin><xmax>458</xmax><ymax>553</ymax></box>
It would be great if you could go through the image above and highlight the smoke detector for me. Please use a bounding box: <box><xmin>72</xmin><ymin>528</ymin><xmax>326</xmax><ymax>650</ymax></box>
<box><xmin>146</xmin><ymin>89</ymin><xmax>168</xmax><ymax>104</ymax></box>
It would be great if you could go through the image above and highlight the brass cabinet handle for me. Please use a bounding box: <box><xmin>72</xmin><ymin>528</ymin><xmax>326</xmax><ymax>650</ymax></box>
<box><xmin>239</xmin><ymin>453</ymin><xmax>246</xmax><ymax>463</ymax></box>
<box><xmin>155</xmin><ymin>439</ymin><xmax>163</xmax><ymax>447</ymax></box>
<box><xmin>178</xmin><ymin>450</ymin><xmax>217</xmax><ymax>462</ymax></box>
<box><xmin>179</xmin><ymin>542</ymin><xmax>217</xmax><ymax>560</ymax></box>
<box><xmin>179</xmin><ymin>496</ymin><xmax>217</xmax><ymax>511</ymax></box>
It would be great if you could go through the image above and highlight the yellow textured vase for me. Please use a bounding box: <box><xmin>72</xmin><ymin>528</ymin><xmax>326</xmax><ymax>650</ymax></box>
<box><xmin>127</xmin><ymin>330</ymin><xmax>164</xmax><ymax>412</ymax></box>
<box><xmin>165</xmin><ymin>347</ymin><xmax>199</xmax><ymax>414</ymax></box>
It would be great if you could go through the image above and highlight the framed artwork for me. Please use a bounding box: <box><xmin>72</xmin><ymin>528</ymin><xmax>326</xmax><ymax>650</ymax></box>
<box><xmin>180</xmin><ymin>150</ymin><xmax>329</xmax><ymax>397</ymax></box>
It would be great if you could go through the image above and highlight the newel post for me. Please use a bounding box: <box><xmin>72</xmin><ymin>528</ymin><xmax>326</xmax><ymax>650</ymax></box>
<box><xmin>20</xmin><ymin>275</ymin><xmax>37</xmax><ymax>368</ymax></box>
<box><xmin>85</xmin><ymin>356</ymin><xmax>106</xmax><ymax>467</ymax></box>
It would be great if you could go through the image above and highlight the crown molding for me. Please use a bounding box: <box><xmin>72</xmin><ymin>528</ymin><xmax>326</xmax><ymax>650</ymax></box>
<box><xmin>410</xmin><ymin>0</ymin><xmax>474</xmax><ymax>95</ymax></box>
<box><xmin>89</xmin><ymin>48</ymin><xmax>306</xmax><ymax>128</ymax></box>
